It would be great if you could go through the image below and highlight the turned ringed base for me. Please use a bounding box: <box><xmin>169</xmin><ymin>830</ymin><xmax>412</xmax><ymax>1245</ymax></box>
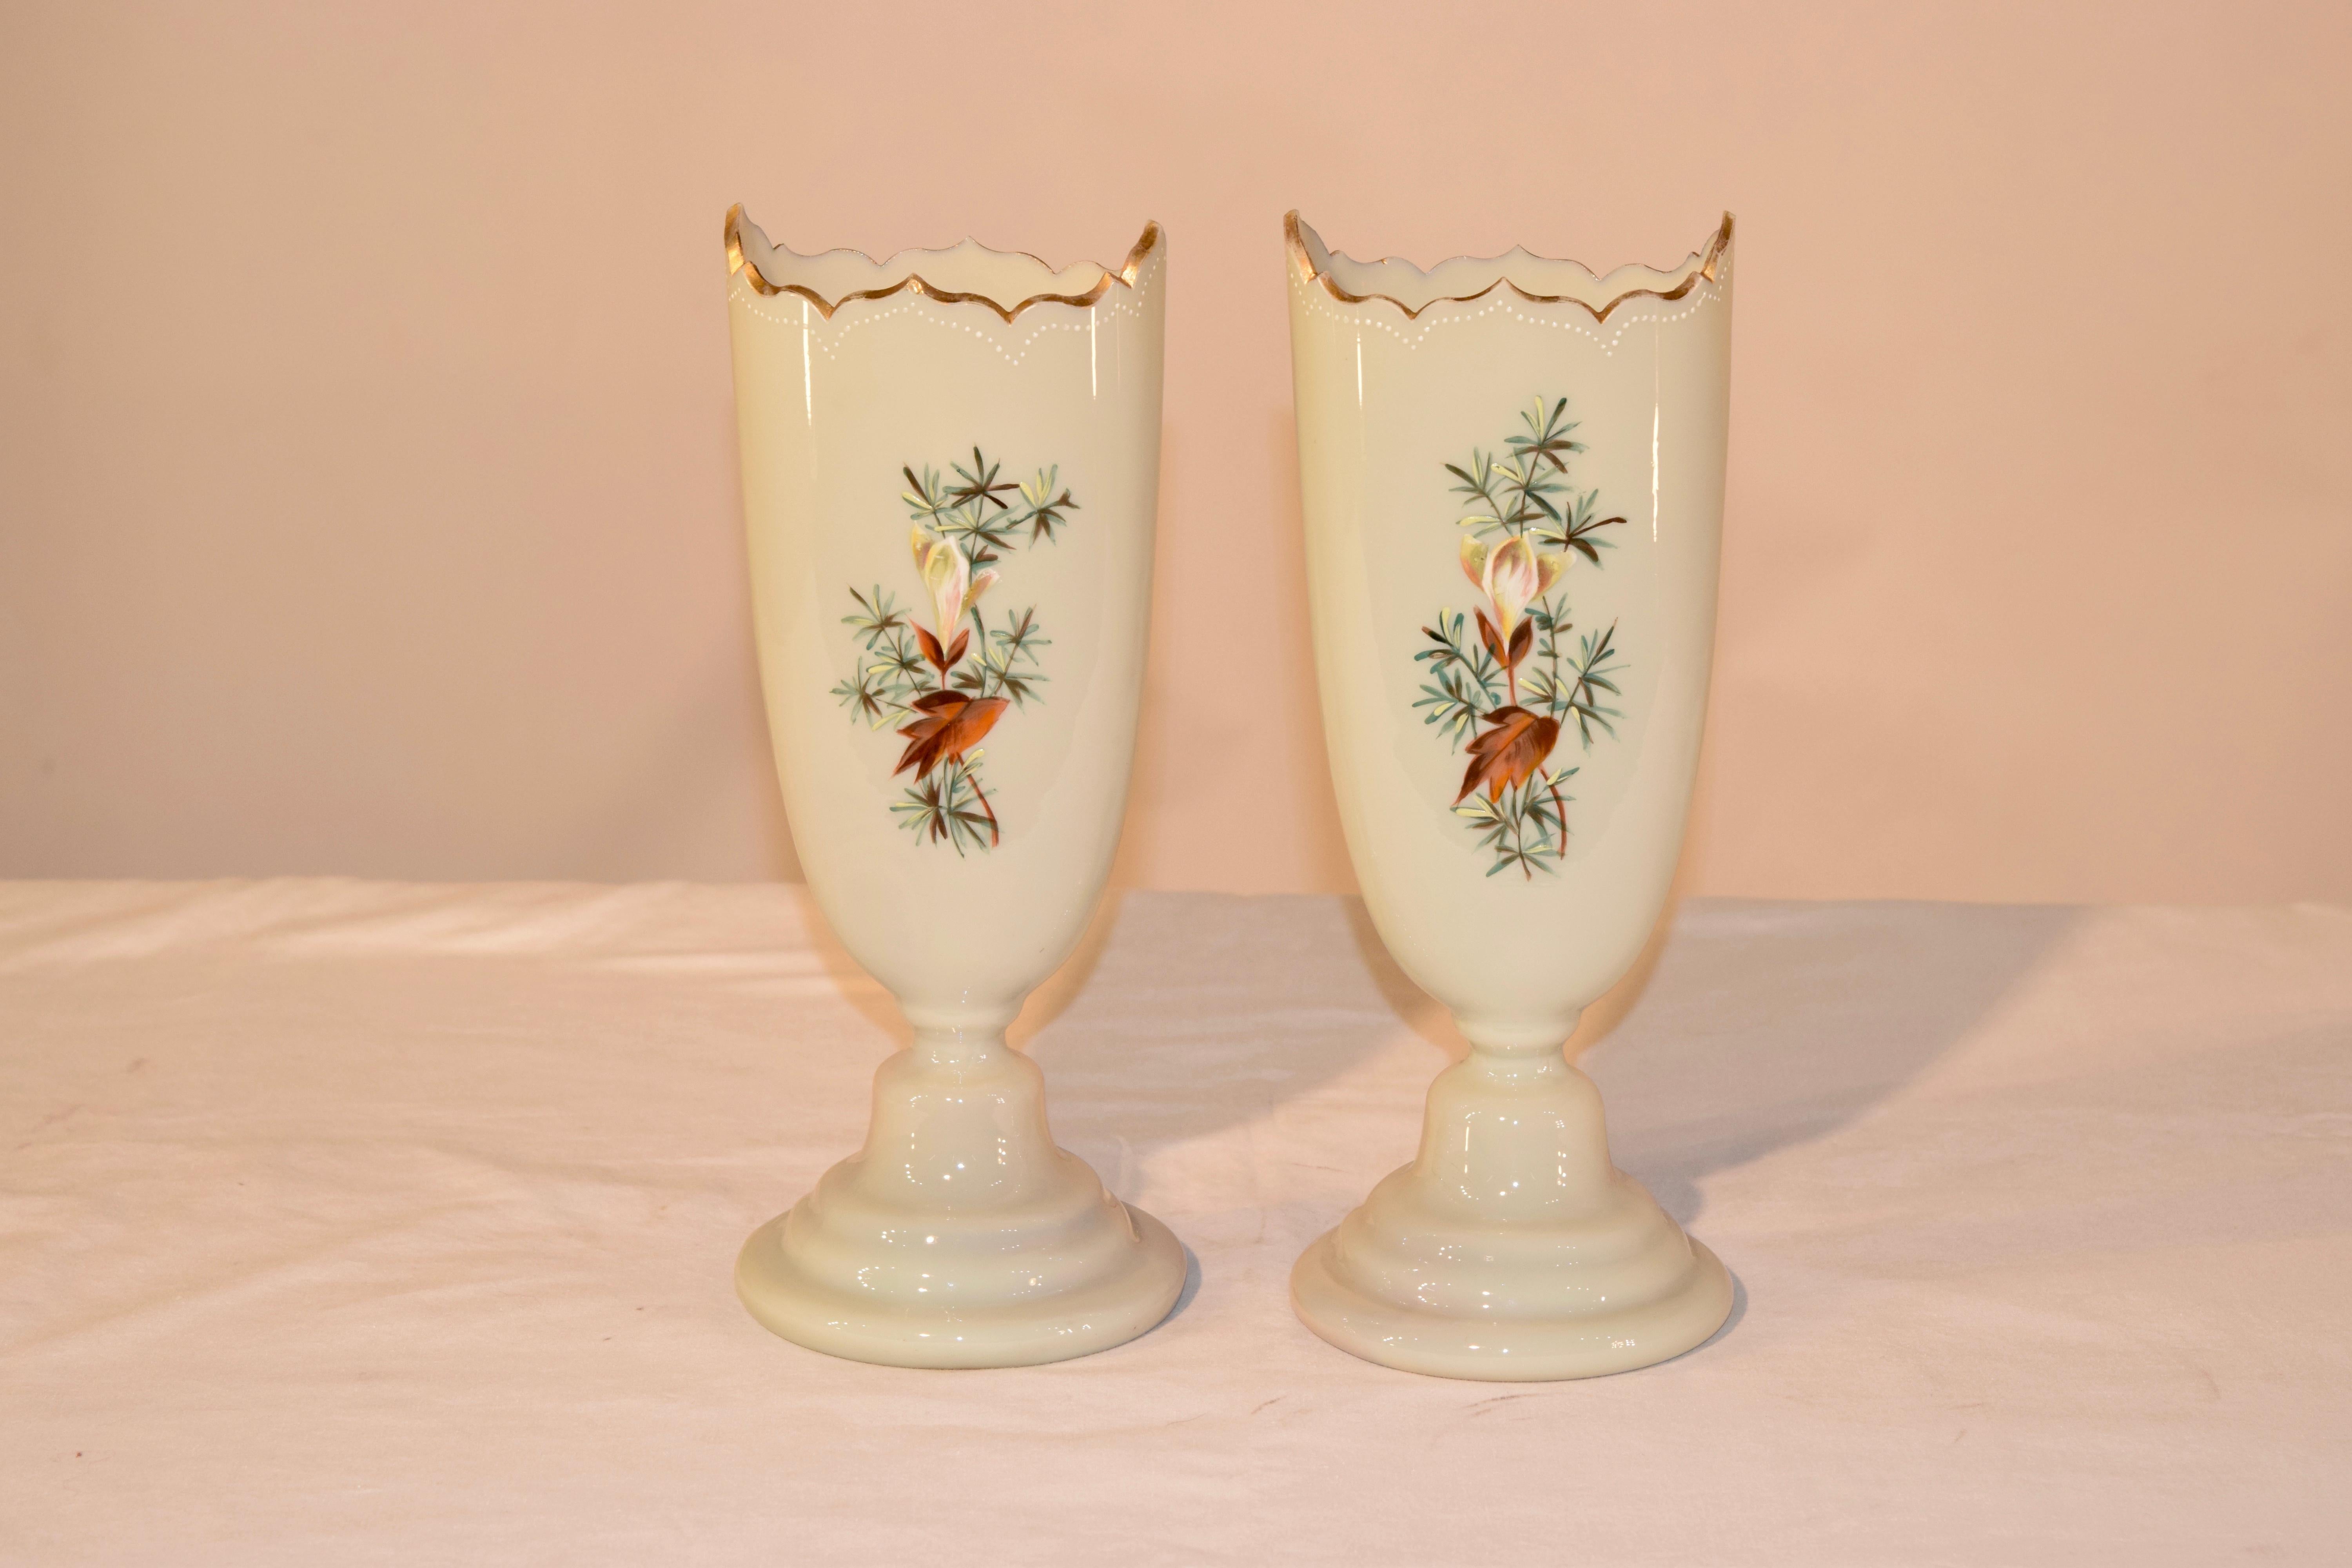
<box><xmin>737</xmin><ymin>1204</ymin><xmax>1186</xmax><ymax>1370</ymax></box>
<box><xmin>1291</xmin><ymin>1230</ymin><xmax>1732</xmax><ymax>1381</ymax></box>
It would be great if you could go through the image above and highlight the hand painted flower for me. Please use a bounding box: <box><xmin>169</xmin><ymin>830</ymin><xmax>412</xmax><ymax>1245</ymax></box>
<box><xmin>907</xmin><ymin>528</ymin><xmax>999</xmax><ymax>675</ymax></box>
<box><xmin>911</xmin><ymin>528</ymin><xmax>998</xmax><ymax>638</ymax></box>
<box><xmin>1459</xmin><ymin>535</ymin><xmax>1566</xmax><ymax>638</ymax></box>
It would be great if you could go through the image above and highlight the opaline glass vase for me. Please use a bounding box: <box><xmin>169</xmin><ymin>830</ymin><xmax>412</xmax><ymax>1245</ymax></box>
<box><xmin>721</xmin><ymin>207</ymin><xmax>1184</xmax><ymax>1367</ymax></box>
<box><xmin>1283</xmin><ymin>211</ymin><xmax>1737</xmax><ymax>1379</ymax></box>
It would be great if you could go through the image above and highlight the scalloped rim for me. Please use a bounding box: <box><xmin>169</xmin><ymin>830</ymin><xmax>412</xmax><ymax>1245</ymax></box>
<box><xmin>1284</xmin><ymin>211</ymin><xmax>1734</xmax><ymax>323</ymax></box>
<box><xmin>726</xmin><ymin>206</ymin><xmax>1162</xmax><ymax>324</ymax></box>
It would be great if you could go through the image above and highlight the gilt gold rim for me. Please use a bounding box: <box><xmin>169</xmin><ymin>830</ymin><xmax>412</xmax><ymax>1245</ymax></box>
<box><xmin>1283</xmin><ymin>211</ymin><xmax>1733</xmax><ymax>324</ymax></box>
<box><xmin>726</xmin><ymin>206</ymin><xmax>1162</xmax><ymax>324</ymax></box>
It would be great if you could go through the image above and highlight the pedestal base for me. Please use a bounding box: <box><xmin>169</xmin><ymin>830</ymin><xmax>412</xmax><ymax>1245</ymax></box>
<box><xmin>735</xmin><ymin>1031</ymin><xmax>1186</xmax><ymax>1368</ymax></box>
<box><xmin>1290</xmin><ymin>1045</ymin><xmax>1733</xmax><ymax>1381</ymax></box>
<box><xmin>738</xmin><ymin>1200</ymin><xmax>1185</xmax><ymax>1369</ymax></box>
<box><xmin>1292</xmin><ymin>1225</ymin><xmax>1731</xmax><ymax>1382</ymax></box>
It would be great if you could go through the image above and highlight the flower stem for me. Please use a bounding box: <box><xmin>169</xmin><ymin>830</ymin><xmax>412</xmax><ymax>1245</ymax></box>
<box><xmin>969</xmin><ymin>769</ymin><xmax>1001</xmax><ymax>847</ymax></box>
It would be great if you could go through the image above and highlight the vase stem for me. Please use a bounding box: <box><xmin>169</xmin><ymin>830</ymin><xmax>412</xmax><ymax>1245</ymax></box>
<box><xmin>907</xmin><ymin>1022</ymin><xmax>1012</xmax><ymax>1070</ymax></box>
<box><xmin>1455</xmin><ymin>1011</ymin><xmax>1580</xmax><ymax>1056</ymax></box>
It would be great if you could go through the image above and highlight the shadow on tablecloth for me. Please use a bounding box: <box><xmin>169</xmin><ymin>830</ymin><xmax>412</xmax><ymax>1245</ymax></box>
<box><xmin>1588</xmin><ymin>898</ymin><xmax>2082</xmax><ymax>1224</ymax></box>
<box><xmin>1024</xmin><ymin>891</ymin><xmax>2076</xmax><ymax>1244</ymax></box>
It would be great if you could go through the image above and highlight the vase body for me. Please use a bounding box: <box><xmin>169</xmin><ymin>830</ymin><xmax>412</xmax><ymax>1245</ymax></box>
<box><xmin>1284</xmin><ymin>212</ymin><xmax>1737</xmax><ymax>1379</ymax></box>
<box><xmin>722</xmin><ymin>208</ymin><xmax>1183</xmax><ymax>1367</ymax></box>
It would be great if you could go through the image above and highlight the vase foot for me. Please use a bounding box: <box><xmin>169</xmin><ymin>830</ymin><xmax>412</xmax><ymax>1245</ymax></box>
<box><xmin>1291</xmin><ymin>1204</ymin><xmax>1731</xmax><ymax>1382</ymax></box>
<box><xmin>1291</xmin><ymin>1044</ymin><xmax>1733</xmax><ymax>1380</ymax></box>
<box><xmin>735</xmin><ymin>1029</ymin><xmax>1187</xmax><ymax>1367</ymax></box>
<box><xmin>737</xmin><ymin>1198</ymin><xmax>1186</xmax><ymax>1370</ymax></box>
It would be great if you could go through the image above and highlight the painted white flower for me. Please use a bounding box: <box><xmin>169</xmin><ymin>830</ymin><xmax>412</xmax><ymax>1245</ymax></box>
<box><xmin>912</xmin><ymin>528</ymin><xmax>996</xmax><ymax>637</ymax></box>
<box><xmin>1459</xmin><ymin>534</ymin><xmax>1565</xmax><ymax>637</ymax></box>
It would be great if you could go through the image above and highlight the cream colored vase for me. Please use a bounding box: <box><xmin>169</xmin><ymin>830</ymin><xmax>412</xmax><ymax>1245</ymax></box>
<box><xmin>1283</xmin><ymin>212</ymin><xmax>1737</xmax><ymax>1380</ymax></box>
<box><xmin>721</xmin><ymin>208</ymin><xmax>1183</xmax><ymax>1367</ymax></box>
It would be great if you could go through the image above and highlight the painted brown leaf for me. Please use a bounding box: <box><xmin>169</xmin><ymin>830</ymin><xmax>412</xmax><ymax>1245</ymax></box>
<box><xmin>1475</xmin><ymin>609</ymin><xmax>1507</xmax><ymax>664</ymax></box>
<box><xmin>1473</xmin><ymin>609</ymin><xmax>1535</xmax><ymax>671</ymax></box>
<box><xmin>1455</xmin><ymin>704</ymin><xmax>1561</xmax><ymax>803</ymax></box>
<box><xmin>895</xmin><ymin>692</ymin><xmax>1009</xmax><ymax>779</ymax></box>
<box><xmin>914</xmin><ymin>625</ymin><xmax>973</xmax><ymax>674</ymax></box>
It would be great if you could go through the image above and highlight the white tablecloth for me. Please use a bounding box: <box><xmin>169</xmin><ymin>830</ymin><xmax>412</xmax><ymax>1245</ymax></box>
<box><xmin>3</xmin><ymin>882</ymin><xmax>2347</xmax><ymax>1564</ymax></box>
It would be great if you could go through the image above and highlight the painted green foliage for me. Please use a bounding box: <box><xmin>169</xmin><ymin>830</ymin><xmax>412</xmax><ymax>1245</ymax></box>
<box><xmin>1414</xmin><ymin>397</ymin><xmax>1628</xmax><ymax>878</ymax></box>
<box><xmin>832</xmin><ymin>448</ymin><xmax>1077</xmax><ymax>853</ymax></box>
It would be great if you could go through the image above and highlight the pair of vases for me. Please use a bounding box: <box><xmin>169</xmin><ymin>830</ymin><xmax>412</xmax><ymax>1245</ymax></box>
<box><xmin>723</xmin><ymin>205</ymin><xmax>1735</xmax><ymax>1382</ymax></box>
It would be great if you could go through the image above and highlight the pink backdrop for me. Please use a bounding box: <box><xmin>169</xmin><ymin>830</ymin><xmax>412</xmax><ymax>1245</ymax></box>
<box><xmin>3</xmin><ymin>1</ymin><xmax>2347</xmax><ymax>901</ymax></box>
